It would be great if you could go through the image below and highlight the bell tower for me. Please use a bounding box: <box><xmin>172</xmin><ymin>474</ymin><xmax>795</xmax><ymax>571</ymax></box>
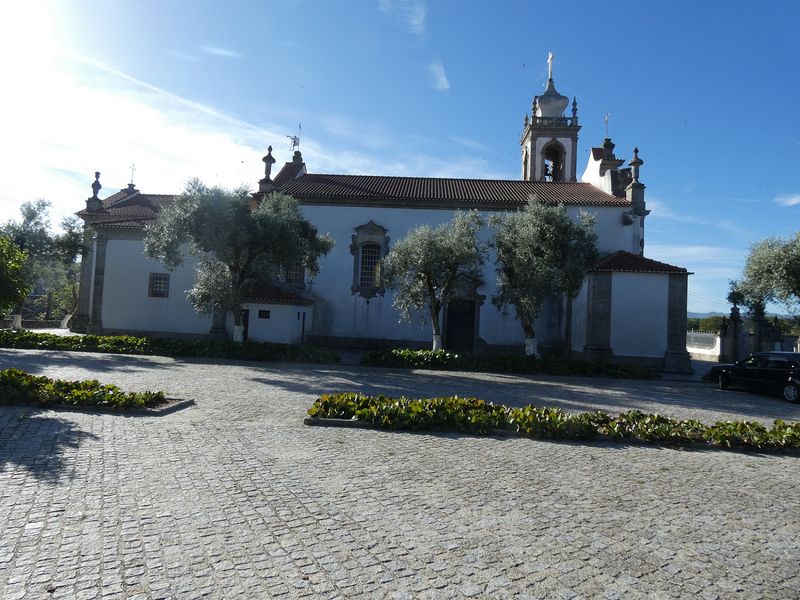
<box><xmin>520</xmin><ymin>53</ymin><xmax>580</xmax><ymax>182</ymax></box>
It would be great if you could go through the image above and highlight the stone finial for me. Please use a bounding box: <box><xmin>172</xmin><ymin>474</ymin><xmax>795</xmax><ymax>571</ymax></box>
<box><xmin>629</xmin><ymin>147</ymin><xmax>643</xmax><ymax>182</ymax></box>
<box><xmin>292</xmin><ymin>150</ymin><xmax>303</xmax><ymax>164</ymax></box>
<box><xmin>91</xmin><ymin>172</ymin><xmax>102</xmax><ymax>199</ymax></box>
<box><xmin>262</xmin><ymin>146</ymin><xmax>276</xmax><ymax>181</ymax></box>
<box><xmin>86</xmin><ymin>172</ymin><xmax>103</xmax><ymax>211</ymax></box>
<box><xmin>531</xmin><ymin>95</ymin><xmax>538</xmax><ymax>116</ymax></box>
<box><xmin>572</xmin><ymin>97</ymin><xmax>578</xmax><ymax>119</ymax></box>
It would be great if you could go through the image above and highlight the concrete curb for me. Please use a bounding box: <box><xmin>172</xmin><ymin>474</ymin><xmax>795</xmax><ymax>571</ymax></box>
<box><xmin>34</xmin><ymin>398</ymin><xmax>195</xmax><ymax>417</ymax></box>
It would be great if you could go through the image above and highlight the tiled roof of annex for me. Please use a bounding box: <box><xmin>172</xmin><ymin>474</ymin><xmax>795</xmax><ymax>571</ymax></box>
<box><xmin>76</xmin><ymin>189</ymin><xmax>175</xmax><ymax>228</ymax></box>
<box><xmin>591</xmin><ymin>250</ymin><xmax>690</xmax><ymax>274</ymax></box>
<box><xmin>279</xmin><ymin>174</ymin><xmax>630</xmax><ymax>209</ymax></box>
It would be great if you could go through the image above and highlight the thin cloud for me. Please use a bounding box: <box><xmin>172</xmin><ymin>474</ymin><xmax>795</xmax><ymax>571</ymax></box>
<box><xmin>168</xmin><ymin>50</ymin><xmax>200</xmax><ymax>62</ymax></box>
<box><xmin>427</xmin><ymin>57</ymin><xmax>450</xmax><ymax>92</ymax></box>
<box><xmin>201</xmin><ymin>46</ymin><xmax>244</xmax><ymax>59</ymax></box>
<box><xmin>647</xmin><ymin>197</ymin><xmax>748</xmax><ymax>236</ymax></box>
<box><xmin>774</xmin><ymin>193</ymin><xmax>800</xmax><ymax>207</ymax></box>
<box><xmin>450</xmin><ymin>136</ymin><xmax>489</xmax><ymax>152</ymax></box>
<box><xmin>379</xmin><ymin>0</ymin><xmax>427</xmax><ymax>36</ymax></box>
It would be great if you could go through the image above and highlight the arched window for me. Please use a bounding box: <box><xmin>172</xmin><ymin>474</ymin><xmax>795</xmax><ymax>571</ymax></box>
<box><xmin>543</xmin><ymin>141</ymin><xmax>566</xmax><ymax>182</ymax></box>
<box><xmin>350</xmin><ymin>221</ymin><xmax>389</xmax><ymax>299</ymax></box>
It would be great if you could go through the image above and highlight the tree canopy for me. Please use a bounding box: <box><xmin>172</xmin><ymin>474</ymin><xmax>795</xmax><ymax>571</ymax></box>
<box><xmin>491</xmin><ymin>198</ymin><xmax>597</xmax><ymax>356</ymax></box>
<box><xmin>2</xmin><ymin>200</ymin><xmax>83</xmax><ymax>319</ymax></box>
<box><xmin>0</xmin><ymin>234</ymin><xmax>29</xmax><ymax>315</ymax></box>
<box><xmin>143</xmin><ymin>180</ymin><xmax>333</xmax><ymax>340</ymax></box>
<box><xmin>383</xmin><ymin>211</ymin><xmax>486</xmax><ymax>350</ymax></box>
<box><xmin>738</xmin><ymin>232</ymin><xmax>800</xmax><ymax>314</ymax></box>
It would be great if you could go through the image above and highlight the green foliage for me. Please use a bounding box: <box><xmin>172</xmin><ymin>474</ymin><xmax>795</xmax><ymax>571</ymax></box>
<box><xmin>144</xmin><ymin>181</ymin><xmax>333</xmax><ymax>328</ymax></box>
<box><xmin>360</xmin><ymin>348</ymin><xmax>653</xmax><ymax>379</ymax></box>
<box><xmin>2</xmin><ymin>201</ymin><xmax>83</xmax><ymax>318</ymax></box>
<box><xmin>0</xmin><ymin>368</ymin><xmax>164</xmax><ymax>409</ymax></box>
<box><xmin>383</xmin><ymin>211</ymin><xmax>486</xmax><ymax>345</ymax></box>
<box><xmin>0</xmin><ymin>330</ymin><xmax>340</xmax><ymax>363</ymax></box>
<box><xmin>491</xmin><ymin>198</ymin><xmax>598</xmax><ymax>343</ymax></box>
<box><xmin>307</xmin><ymin>393</ymin><xmax>800</xmax><ymax>452</ymax></box>
<box><xmin>687</xmin><ymin>315</ymin><xmax>725</xmax><ymax>332</ymax></box>
<box><xmin>0</xmin><ymin>234</ymin><xmax>30</xmax><ymax>314</ymax></box>
<box><xmin>739</xmin><ymin>233</ymin><xmax>800</xmax><ymax>314</ymax></box>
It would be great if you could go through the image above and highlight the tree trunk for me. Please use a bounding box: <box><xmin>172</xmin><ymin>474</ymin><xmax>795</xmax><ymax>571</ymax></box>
<box><xmin>522</xmin><ymin>318</ymin><xmax>540</xmax><ymax>358</ymax></box>
<box><xmin>430</xmin><ymin>303</ymin><xmax>442</xmax><ymax>351</ymax></box>
<box><xmin>45</xmin><ymin>292</ymin><xmax>53</xmax><ymax>320</ymax></box>
<box><xmin>563</xmin><ymin>295</ymin><xmax>573</xmax><ymax>357</ymax></box>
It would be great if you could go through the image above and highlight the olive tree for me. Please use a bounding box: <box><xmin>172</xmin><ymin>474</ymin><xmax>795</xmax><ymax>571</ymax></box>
<box><xmin>383</xmin><ymin>211</ymin><xmax>486</xmax><ymax>350</ymax></box>
<box><xmin>739</xmin><ymin>233</ymin><xmax>800</xmax><ymax>314</ymax></box>
<box><xmin>144</xmin><ymin>180</ymin><xmax>333</xmax><ymax>341</ymax></box>
<box><xmin>491</xmin><ymin>198</ymin><xmax>597</xmax><ymax>357</ymax></box>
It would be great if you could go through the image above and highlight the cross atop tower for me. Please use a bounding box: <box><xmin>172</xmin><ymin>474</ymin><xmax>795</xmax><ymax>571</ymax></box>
<box><xmin>547</xmin><ymin>51</ymin><xmax>553</xmax><ymax>80</ymax></box>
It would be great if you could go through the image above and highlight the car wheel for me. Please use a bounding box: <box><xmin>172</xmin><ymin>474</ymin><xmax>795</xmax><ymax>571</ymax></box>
<box><xmin>783</xmin><ymin>382</ymin><xmax>799</xmax><ymax>403</ymax></box>
<box><xmin>718</xmin><ymin>373</ymin><xmax>729</xmax><ymax>390</ymax></box>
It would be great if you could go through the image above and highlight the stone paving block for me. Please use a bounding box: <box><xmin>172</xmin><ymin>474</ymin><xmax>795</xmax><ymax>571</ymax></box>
<box><xmin>0</xmin><ymin>349</ymin><xmax>799</xmax><ymax>598</ymax></box>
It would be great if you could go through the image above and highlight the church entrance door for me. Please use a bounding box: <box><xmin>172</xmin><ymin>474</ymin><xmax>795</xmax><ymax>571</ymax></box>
<box><xmin>444</xmin><ymin>300</ymin><xmax>476</xmax><ymax>352</ymax></box>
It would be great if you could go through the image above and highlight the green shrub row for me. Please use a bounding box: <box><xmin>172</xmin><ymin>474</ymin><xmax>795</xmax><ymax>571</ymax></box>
<box><xmin>307</xmin><ymin>393</ymin><xmax>800</xmax><ymax>451</ymax></box>
<box><xmin>361</xmin><ymin>348</ymin><xmax>652</xmax><ymax>379</ymax></box>
<box><xmin>0</xmin><ymin>368</ymin><xmax>165</xmax><ymax>409</ymax></box>
<box><xmin>0</xmin><ymin>330</ymin><xmax>340</xmax><ymax>364</ymax></box>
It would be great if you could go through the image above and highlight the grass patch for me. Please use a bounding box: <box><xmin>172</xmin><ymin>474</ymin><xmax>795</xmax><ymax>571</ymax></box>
<box><xmin>0</xmin><ymin>368</ymin><xmax>165</xmax><ymax>410</ymax></box>
<box><xmin>361</xmin><ymin>348</ymin><xmax>653</xmax><ymax>379</ymax></box>
<box><xmin>0</xmin><ymin>330</ymin><xmax>340</xmax><ymax>364</ymax></box>
<box><xmin>308</xmin><ymin>392</ymin><xmax>800</xmax><ymax>451</ymax></box>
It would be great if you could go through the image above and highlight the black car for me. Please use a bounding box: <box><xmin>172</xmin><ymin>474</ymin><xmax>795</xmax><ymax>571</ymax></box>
<box><xmin>705</xmin><ymin>352</ymin><xmax>800</xmax><ymax>403</ymax></box>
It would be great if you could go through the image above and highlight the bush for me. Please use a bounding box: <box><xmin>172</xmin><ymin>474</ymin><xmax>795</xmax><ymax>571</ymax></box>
<box><xmin>0</xmin><ymin>368</ymin><xmax>165</xmax><ymax>409</ymax></box>
<box><xmin>0</xmin><ymin>330</ymin><xmax>340</xmax><ymax>364</ymax></box>
<box><xmin>361</xmin><ymin>348</ymin><xmax>652</xmax><ymax>379</ymax></box>
<box><xmin>307</xmin><ymin>393</ymin><xmax>800</xmax><ymax>452</ymax></box>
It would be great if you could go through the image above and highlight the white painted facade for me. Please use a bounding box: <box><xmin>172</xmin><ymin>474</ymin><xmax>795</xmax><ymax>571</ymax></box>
<box><xmin>99</xmin><ymin>235</ymin><xmax>213</xmax><ymax>336</ymax></box>
<box><xmin>236</xmin><ymin>303</ymin><xmax>312</xmax><ymax>344</ymax></box>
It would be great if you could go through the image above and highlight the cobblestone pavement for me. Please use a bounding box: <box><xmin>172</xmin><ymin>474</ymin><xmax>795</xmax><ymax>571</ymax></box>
<box><xmin>1</xmin><ymin>349</ymin><xmax>799</xmax><ymax>600</ymax></box>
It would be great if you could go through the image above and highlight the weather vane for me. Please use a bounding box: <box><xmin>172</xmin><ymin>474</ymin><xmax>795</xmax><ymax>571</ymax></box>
<box><xmin>129</xmin><ymin>163</ymin><xmax>136</xmax><ymax>185</ymax></box>
<box><xmin>604</xmin><ymin>113</ymin><xmax>610</xmax><ymax>138</ymax></box>
<box><xmin>287</xmin><ymin>123</ymin><xmax>302</xmax><ymax>151</ymax></box>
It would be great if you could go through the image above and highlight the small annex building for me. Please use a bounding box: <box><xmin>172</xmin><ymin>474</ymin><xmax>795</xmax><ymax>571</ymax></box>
<box><xmin>71</xmin><ymin>64</ymin><xmax>692</xmax><ymax>371</ymax></box>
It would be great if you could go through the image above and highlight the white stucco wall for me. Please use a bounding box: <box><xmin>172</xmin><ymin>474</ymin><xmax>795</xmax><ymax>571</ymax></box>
<box><xmin>239</xmin><ymin>303</ymin><xmax>312</xmax><ymax>344</ymax></box>
<box><xmin>100</xmin><ymin>238</ymin><xmax>212</xmax><ymax>335</ymax></box>
<box><xmin>610</xmin><ymin>272</ymin><xmax>668</xmax><ymax>357</ymax></box>
<box><xmin>300</xmin><ymin>204</ymin><xmax>635</xmax><ymax>348</ymax></box>
<box><xmin>580</xmin><ymin>154</ymin><xmax>612</xmax><ymax>194</ymax></box>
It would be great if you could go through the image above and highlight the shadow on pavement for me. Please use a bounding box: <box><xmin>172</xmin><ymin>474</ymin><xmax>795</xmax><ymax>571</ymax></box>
<box><xmin>0</xmin><ymin>350</ymin><xmax>178</xmax><ymax>374</ymax></box>
<box><xmin>0</xmin><ymin>408</ymin><xmax>100</xmax><ymax>483</ymax></box>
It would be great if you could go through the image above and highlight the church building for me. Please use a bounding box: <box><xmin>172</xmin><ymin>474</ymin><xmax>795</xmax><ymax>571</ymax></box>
<box><xmin>71</xmin><ymin>60</ymin><xmax>692</xmax><ymax>372</ymax></box>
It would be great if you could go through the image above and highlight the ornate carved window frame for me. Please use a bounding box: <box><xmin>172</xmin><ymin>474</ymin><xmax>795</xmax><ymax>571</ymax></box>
<box><xmin>350</xmin><ymin>221</ymin><xmax>389</xmax><ymax>299</ymax></box>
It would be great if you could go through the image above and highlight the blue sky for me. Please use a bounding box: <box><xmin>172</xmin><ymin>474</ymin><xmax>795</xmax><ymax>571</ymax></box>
<box><xmin>1</xmin><ymin>0</ymin><xmax>798</xmax><ymax>313</ymax></box>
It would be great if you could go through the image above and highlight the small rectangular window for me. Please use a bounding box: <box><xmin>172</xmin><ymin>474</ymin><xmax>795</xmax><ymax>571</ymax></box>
<box><xmin>148</xmin><ymin>273</ymin><xmax>169</xmax><ymax>298</ymax></box>
<box><xmin>258</xmin><ymin>310</ymin><xmax>271</xmax><ymax>319</ymax></box>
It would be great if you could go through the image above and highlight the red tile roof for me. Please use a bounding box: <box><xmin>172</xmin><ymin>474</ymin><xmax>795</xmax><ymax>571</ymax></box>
<box><xmin>77</xmin><ymin>190</ymin><xmax>176</xmax><ymax>226</ymax></box>
<box><xmin>279</xmin><ymin>175</ymin><xmax>630</xmax><ymax>209</ymax></box>
<box><xmin>591</xmin><ymin>251</ymin><xmax>689</xmax><ymax>274</ymax></box>
<box><xmin>273</xmin><ymin>161</ymin><xmax>305</xmax><ymax>187</ymax></box>
<box><xmin>242</xmin><ymin>285</ymin><xmax>314</xmax><ymax>306</ymax></box>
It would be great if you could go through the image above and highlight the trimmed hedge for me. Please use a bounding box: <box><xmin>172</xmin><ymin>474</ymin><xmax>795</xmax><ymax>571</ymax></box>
<box><xmin>361</xmin><ymin>348</ymin><xmax>653</xmax><ymax>379</ymax></box>
<box><xmin>307</xmin><ymin>392</ymin><xmax>800</xmax><ymax>451</ymax></box>
<box><xmin>0</xmin><ymin>368</ymin><xmax>165</xmax><ymax>409</ymax></box>
<box><xmin>0</xmin><ymin>330</ymin><xmax>340</xmax><ymax>364</ymax></box>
